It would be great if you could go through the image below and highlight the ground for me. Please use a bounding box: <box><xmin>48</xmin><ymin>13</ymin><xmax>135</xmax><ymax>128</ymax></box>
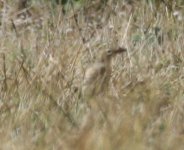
<box><xmin>0</xmin><ymin>0</ymin><xmax>184</xmax><ymax>149</ymax></box>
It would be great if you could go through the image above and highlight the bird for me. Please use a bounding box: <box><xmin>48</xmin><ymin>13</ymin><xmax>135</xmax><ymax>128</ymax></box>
<box><xmin>82</xmin><ymin>47</ymin><xmax>127</xmax><ymax>99</ymax></box>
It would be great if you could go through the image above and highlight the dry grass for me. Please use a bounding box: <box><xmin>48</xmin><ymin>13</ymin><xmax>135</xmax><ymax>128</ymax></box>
<box><xmin>0</xmin><ymin>0</ymin><xmax>184</xmax><ymax>149</ymax></box>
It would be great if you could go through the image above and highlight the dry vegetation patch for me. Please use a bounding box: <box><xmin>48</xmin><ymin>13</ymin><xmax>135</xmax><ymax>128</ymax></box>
<box><xmin>0</xmin><ymin>0</ymin><xmax>183</xmax><ymax>149</ymax></box>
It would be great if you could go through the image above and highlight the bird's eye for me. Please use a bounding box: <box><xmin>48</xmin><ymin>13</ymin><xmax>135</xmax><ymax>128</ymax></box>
<box><xmin>106</xmin><ymin>50</ymin><xmax>113</xmax><ymax>55</ymax></box>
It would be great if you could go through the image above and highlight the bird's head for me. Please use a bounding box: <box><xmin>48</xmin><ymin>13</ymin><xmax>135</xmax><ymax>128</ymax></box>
<box><xmin>100</xmin><ymin>47</ymin><xmax>127</xmax><ymax>63</ymax></box>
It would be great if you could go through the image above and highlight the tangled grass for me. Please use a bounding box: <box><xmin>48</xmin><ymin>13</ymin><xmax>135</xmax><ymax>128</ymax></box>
<box><xmin>0</xmin><ymin>0</ymin><xmax>183</xmax><ymax>149</ymax></box>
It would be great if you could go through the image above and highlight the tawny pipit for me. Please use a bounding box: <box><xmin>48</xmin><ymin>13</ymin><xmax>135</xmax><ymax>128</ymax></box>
<box><xmin>82</xmin><ymin>47</ymin><xmax>127</xmax><ymax>99</ymax></box>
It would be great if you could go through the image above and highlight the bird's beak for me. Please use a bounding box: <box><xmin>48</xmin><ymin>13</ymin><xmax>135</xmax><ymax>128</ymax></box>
<box><xmin>114</xmin><ymin>47</ymin><xmax>127</xmax><ymax>54</ymax></box>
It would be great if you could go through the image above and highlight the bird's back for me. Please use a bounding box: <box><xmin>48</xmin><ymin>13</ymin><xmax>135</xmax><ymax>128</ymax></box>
<box><xmin>82</xmin><ymin>62</ymin><xmax>108</xmax><ymax>98</ymax></box>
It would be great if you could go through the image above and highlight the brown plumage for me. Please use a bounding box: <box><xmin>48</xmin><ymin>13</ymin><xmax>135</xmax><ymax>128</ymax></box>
<box><xmin>82</xmin><ymin>47</ymin><xmax>127</xmax><ymax>99</ymax></box>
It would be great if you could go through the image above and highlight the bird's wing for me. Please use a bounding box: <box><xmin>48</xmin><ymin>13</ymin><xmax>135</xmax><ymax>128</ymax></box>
<box><xmin>83</xmin><ymin>63</ymin><xmax>106</xmax><ymax>86</ymax></box>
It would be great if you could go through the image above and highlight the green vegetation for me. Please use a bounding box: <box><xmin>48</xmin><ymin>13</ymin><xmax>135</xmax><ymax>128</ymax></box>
<box><xmin>0</xmin><ymin>0</ymin><xmax>183</xmax><ymax>149</ymax></box>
